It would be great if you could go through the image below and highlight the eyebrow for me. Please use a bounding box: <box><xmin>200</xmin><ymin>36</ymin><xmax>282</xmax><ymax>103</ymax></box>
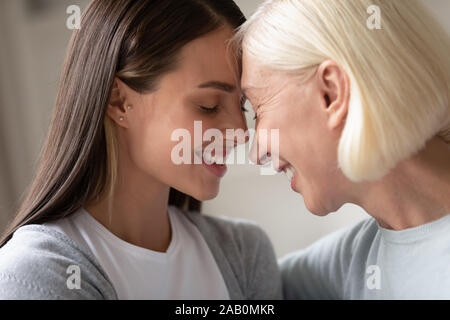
<box><xmin>198</xmin><ymin>81</ymin><xmax>236</xmax><ymax>93</ymax></box>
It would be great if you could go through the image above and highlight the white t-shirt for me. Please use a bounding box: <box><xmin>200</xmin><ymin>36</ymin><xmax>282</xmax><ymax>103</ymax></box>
<box><xmin>43</xmin><ymin>206</ymin><xmax>230</xmax><ymax>300</ymax></box>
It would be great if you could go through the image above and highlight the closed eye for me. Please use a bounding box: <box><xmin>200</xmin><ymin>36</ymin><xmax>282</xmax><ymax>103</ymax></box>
<box><xmin>199</xmin><ymin>105</ymin><xmax>219</xmax><ymax>113</ymax></box>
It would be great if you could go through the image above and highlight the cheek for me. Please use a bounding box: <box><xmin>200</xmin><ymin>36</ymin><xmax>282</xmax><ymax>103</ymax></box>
<box><xmin>125</xmin><ymin>114</ymin><xmax>222</xmax><ymax>200</ymax></box>
<box><xmin>289</xmin><ymin>129</ymin><xmax>338</xmax><ymax>193</ymax></box>
<box><xmin>285</xmin><ymin>95</ymin><xmax>335</xmax><ymax>171</ymax></box>
<box><xmin>127</xmin><ymin>119</ymin><xmax>178</xmax><ymax>174</ymax></box>
<box><xmin>291</xmin><ymin>137</ymin><xmax>342</xmax><ymax>216</ymax></box>
<box><xmin>283</xmin><ymin>103</ymin><xmax>341</xmax><ymax>207</ymax></box>
<box><xmin>130</xmin><ymin>103</ymin><xmax>195</xmax><ymax>165</ymax></box>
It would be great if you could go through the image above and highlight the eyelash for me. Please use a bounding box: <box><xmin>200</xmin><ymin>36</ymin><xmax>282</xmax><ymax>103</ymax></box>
<box><xmin>199</xmin><ymin>102</ymin><xmax>257</xmax><ymax>120</ymax></box>
<box><xmin>199</xmin><ymin>105</ymin><xmax>219</xmax><ymax>113</ymax></box>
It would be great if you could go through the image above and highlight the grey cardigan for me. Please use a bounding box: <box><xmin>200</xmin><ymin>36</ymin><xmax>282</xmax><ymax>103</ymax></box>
<box><xmin>0</xmin><ymin>211</ymin><xmax>282</xmax><ymax>300</ymax></box>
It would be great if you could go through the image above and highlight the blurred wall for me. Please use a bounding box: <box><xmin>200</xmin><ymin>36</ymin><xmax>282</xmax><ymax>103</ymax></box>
<box><xmin>0</xmin><ymin>0</ymin><xmax>91</xmax><ymax>229</ymax></box>
<box><xmin>0</xmin><ymin>0</ymin><xmax>448</xmax><ymax>257</ymax></box>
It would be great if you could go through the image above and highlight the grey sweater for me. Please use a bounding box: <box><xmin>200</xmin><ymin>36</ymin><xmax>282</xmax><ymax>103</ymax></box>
<box><xmin>0</xmin><ymin>211</ymin><xmax>282</xmax><ymax>300</ymax></box>
<box><xmin>280</xmin><ymin>216</ymin><xmax>450</xmax><ymax>299</ymax></box>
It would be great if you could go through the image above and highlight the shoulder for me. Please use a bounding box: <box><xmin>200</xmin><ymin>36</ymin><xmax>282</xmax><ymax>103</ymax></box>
<box><xmin>279</xmin><ymin>217</ymin><xmax>378</xmax><ymax>299</ymax></box>
<box><xmin>332</xmin><ymin>217</ymin><xmax>379</xmax><ymax>257</ymax></box>
<box><xmin>0</xmin><ymin>224</ymin><xmax>117</xmax><ymax>299</ymax></box>
<box><xmin>286</xmin><ymin>217</ymin><xmax>377</xmax><ymax>259</ymax></box>
<box><xmin>281</xmin><ymin>217</ymin><xmax>378</xmax><ymax>268</ymax></box>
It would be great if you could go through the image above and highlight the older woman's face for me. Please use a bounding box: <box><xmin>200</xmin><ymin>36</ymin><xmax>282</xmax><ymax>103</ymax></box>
<box><xmin>241</xmin><ymin>52</ymin><xmax>351</xmax><ymax>215</ymax></box>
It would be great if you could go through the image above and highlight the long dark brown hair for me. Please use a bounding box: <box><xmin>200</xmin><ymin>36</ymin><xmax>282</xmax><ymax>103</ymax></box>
<box><xmin>0</xmin><ymin>0</ymin><xmax>245</xmax><ymax>247</ymax></box>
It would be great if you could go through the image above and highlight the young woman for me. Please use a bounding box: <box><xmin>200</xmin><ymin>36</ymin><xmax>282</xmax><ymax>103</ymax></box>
<box><xmin>0</xmin><ymin>0</ymin><xmax>282</xmax><ymax>300</ymax></box>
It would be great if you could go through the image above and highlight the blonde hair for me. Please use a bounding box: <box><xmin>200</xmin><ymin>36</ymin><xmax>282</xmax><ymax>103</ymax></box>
<box><xmin>236</xmin><ymin>0</ymin><xmax>450</xmax><ymax>182</ymax></box>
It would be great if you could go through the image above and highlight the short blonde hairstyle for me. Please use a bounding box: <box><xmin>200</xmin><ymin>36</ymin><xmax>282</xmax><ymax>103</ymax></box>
<box><xmin>236</xmin><ymin>0</ymin><xmax>450</xmax><ymax>182</ymax></box>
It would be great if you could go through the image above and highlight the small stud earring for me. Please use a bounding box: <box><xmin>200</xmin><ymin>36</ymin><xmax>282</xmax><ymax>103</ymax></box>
<box><xmin>127</xmin><ymin>105</ymin><xmax>132</xmax><ymax>110</ymax></box>
<box><xmin>119</xmin><ymin>117</ymin><xmax>124</xmax><ymax>121</ymax></box>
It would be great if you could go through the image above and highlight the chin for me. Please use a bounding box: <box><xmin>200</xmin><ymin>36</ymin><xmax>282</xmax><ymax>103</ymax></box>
<box><xmin>189</xmin><ymin>186</ymin><xmax>220</xmax><ymax>201</ymax></box>
<box><xmin>304</xmin><ymin>196</ymin><xmax>332</xmax><ymax>217</ymax></box>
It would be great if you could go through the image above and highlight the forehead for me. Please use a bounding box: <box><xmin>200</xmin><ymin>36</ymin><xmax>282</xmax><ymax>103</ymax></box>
<box><xmin>176</xmin><ymin>27</ymin><xmax>238</xmax><ymax>84</ymax></box>
<box><xmin>241</xmin><ymin>51</ymin><xmax>267</xmax><ymax>88</ymax></box>
<box><xmin>241</xmin><ymin>51</ymin><xmax>288</xmax><ymax>99</ymax></box>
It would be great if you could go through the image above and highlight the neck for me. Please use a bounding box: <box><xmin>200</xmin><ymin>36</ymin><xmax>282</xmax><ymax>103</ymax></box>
<box><xmin>85</xmin><ymin>162</ymin><xmax>171</xmax><ymax>253</ymax></box>
<box><xmin>353</xmin><ymin>137</ymin><xmax>450</xmax><ymax>230</ymax></box>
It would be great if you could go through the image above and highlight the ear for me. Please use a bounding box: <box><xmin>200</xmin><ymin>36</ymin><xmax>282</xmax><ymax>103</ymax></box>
<box><xmin>316</xmin><ymin>60</ymin><xmax>350</xmax><ymax>130</ymax></box>
<box><xmin>107</xmin><ymin>77</ymin><xmax>130</xmax><ymax>128</ymax></box>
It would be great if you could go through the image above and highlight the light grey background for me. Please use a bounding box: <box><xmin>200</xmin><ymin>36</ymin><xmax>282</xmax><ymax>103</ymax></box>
<box><xmin>0</xmin><ymin>0</ymin><xmax>448</xmax><ymax>257</ymax></box>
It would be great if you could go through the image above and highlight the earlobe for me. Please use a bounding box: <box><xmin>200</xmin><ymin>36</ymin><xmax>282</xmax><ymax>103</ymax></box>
<box><xmin>327</xmin><ymin>99</ymin><xmax>348</xmax><ymax>130</ymax></box>
<box><xmin>106</xmin><ymin>105</ymin><xmax>127</xmax><ymax>127</ymax></box>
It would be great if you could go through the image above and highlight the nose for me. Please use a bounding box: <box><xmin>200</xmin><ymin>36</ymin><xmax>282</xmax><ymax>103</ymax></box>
<box><xmin>224</xmin><ymin>107</ymin><xmax>249</xmax><ymax>148</ymax></box>
<box><xmin>249</xmin><ymin>125</ymin><xmax>272</xmax><ymax>165</ymax></box>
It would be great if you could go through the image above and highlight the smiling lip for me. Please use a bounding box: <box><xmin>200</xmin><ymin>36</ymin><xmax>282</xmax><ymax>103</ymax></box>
<box><xmin>275</xmin><ymin>161</ymin><xmax>301</xmax><ymax>193</ymax></box>
<box><xmin>194</xmin><ymin>145</ymin><xmax>231</xmax><ymax>178</ymax></box>
<box><xmin>290</xmin><ymin>170</ymin><xmax>297</xmax><ymax>192</ymax></box>
<box><xmin>280</xmin><ymin>163</ymin><xmax>299</xmax><ymax>193</ymax></box>
<box><xmin>202</xmin><ymin>160</ymin><xmax>227</xmax><ymax>178</ymax></box>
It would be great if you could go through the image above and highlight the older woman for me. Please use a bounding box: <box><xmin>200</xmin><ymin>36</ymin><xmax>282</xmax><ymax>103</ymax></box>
<box><xmin>237</xmin><ymin>0</ymin><xmax>450</xmax><ymax>299</ymax></box>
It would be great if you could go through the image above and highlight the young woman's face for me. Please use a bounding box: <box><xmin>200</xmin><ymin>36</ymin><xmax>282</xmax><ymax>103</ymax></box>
<box><xmin>113</xmin><ymin>27</ymin><xmax>247</xmax><ymax>201</ymax></box>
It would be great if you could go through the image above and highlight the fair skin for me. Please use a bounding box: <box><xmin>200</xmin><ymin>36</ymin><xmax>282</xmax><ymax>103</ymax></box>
<box><xmin>85</xmin><ymin>27</ymin><xmax>247</xmax><ymax>252</ymax></box>
<box><xmin>242</xmin><ymin>52</ymin><xmax>450</xmax><ymax>230</ymax></box>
